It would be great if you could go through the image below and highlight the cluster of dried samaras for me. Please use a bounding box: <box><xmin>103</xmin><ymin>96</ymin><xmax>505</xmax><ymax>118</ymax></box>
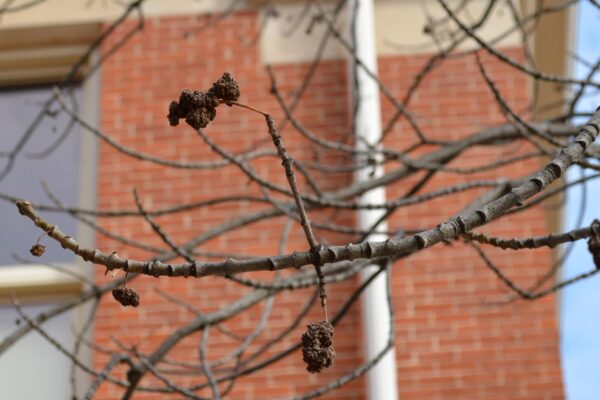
<box><xmin>167</xmin><ymin>72</ymin><xmax>240</xmax><ymax>130</ymax></box>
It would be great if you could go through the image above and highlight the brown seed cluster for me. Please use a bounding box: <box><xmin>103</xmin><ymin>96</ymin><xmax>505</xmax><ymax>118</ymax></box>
<box><xmin>208</xmin><ymin>72</ymin><xmax>240</xmax><ymax>103</ymax></box>
<box><xmin>30</xmin><ymin>244</ymin><xmax>46</xmax><ymax>257</ymax></box>
<box><xmin>301</xmin><ymin>320</ymin><xmax>335</xmax><ymax>374</ymax></box>
<box><xmin>112</xmin><ymin>287</ymin><xmax>140</xmax><ymax>307</ymax></box>
<box><xmin>167</xmin><ymin>72</ymin><xmax>240</xmax><ymax>129</ymax></box>
<box><xmin>588</xmin><ymin>220</ymin><xmax>600</xmax><ymax>270</ymax></box>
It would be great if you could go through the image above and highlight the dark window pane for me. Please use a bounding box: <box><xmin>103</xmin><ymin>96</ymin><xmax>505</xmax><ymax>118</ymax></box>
<box><xmin>0</xmin><ymin>86</ymin><xmax>81</xmax><ymax>266</ymax></box>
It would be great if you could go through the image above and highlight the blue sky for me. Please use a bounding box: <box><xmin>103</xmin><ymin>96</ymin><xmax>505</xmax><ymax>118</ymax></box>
<box><xmin>561</xmin><ymin>2</ymin><xmax>600</xmax><ymax>399</ymax></box>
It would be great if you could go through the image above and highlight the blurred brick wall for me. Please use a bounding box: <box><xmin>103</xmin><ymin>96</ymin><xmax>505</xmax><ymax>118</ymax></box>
<box><xmin>93</xmin><ymin>11</ymin><xmax>563</xmax><ymax>399</ymax></box>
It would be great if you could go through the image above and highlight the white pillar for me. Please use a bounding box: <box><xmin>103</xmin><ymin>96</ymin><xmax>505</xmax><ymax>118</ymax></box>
<box><xmin>350</xmin><ymin>0</ymin><xmax>399</xmax><ymax>399</ymax></box>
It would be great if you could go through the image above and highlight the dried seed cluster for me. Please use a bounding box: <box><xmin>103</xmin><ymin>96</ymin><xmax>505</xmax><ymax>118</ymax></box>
<box><xmin>588</xmin><ymin>220</ymin><xmax>600</xmax><ymax>270</ymax></box>
<box><xmin>301</xmin><ymin>320</ymin><xmax>335</xmax><ymax>374</ymax></box>
<box><xmin>30</xmin><ymin>244</ymin><xmax>46</xmax><ymax>257</ymax></box>
<box><xmin>208</xmin><ymin>72</ymin><xmax>240</xmax><ymax>103</ymax></box>
<box><xmin>112</xmin><ymin>287</ymin><xmax>140</xmax><ymax>307</ymax></box>
<box><xmin>167</xmin><ymin>72</ymin><xmax>240</xmax><ymax>129</ymax></box>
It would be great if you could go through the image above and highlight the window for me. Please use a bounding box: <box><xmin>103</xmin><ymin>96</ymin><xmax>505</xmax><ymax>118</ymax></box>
<box><xmin>0</xmin><ymin>26</ymin><xmax>99</xmax><ymax>396</ymax></box>
<box><xmin>0</xmin><ymin>86</ymin><xmax>82</xmax><ymax>266</ymax></box>
<box><xmin>0</xmin><ymin>84</ymin><xmax>91</xmax><ymax>399</ymax></box>
<box><xmin>0</xmin><ymin>85</ymin><xmax>87</xmax><ymax>298</ymax></box>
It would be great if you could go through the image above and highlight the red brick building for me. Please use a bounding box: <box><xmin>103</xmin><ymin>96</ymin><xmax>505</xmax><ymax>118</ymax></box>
<box><xmin>0</xmin><ymin>1</ymin><xmax>575</xmax><ymax>399</ymax></box>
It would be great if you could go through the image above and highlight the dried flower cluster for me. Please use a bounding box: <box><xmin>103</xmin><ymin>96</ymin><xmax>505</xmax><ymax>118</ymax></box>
<box><xmin>208</xmin><ymin>72</ymin><xmax>240</xmax><ymax>102</ymax></box>
<box><xmin>167</xmin><ymin>72</ymin><xmax>240</xmax><ymax>129</ymax></box>
<box><xmin>112</xmin><ymin>287</ymin><xmax>140</xmax><ymax>307</ymax></box>
<box><xmin>301</xmin><ymin>320</ymin><xmax>335</xmax><ymax>374</ymax></box>
<box><xmin>29</xmin><ymin>243</ymin><xmax>46</xmax><ymax>257</ymax></box>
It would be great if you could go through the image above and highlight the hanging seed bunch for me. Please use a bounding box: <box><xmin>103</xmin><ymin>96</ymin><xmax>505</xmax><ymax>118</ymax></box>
<box><xmin>588</xmin><ymin>220</ymin><xmax>600</xmax><ymax>270</ymax></box>
<box><xmin>301</xmin><ymin>320</ymin><xmax>335</xmax><ymax>373</ymax></box>
<box><xmin>29</xmin><ymin>243</ymin><xmax>46</xmax><ymax>257</ymax></box>
<box><xmin>112</xmin><ymin>287</ymin><xmax>140</xmax><ymax>307</ymax></box>
<box><xmin>167</xmin><ymin>72</ymin><xmax>240</xmax><ymax>129</ymax></box>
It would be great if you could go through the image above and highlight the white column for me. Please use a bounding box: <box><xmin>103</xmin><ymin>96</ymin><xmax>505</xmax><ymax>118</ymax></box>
<box><xmin>350</xmin><ymin>0</ymin><xmax>399</xmax><ymax>399</ymax></box>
